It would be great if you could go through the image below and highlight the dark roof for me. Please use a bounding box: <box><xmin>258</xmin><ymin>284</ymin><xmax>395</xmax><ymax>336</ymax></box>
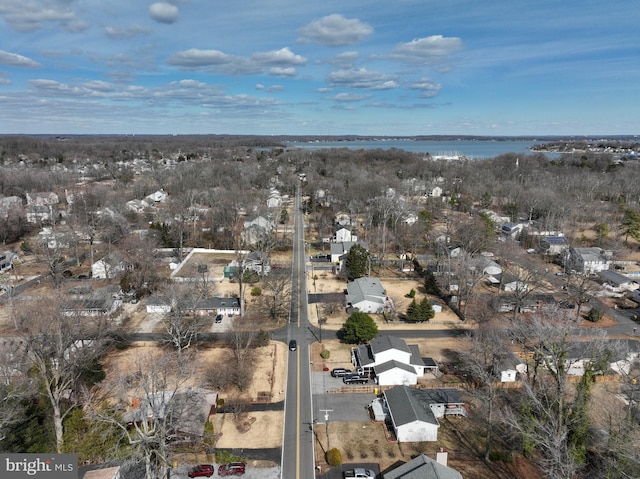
<box><xmin>370</xmin><ymin>335</ymin><xmax>411</xmax><ymax>355</ymax></box>
<box><xmin>383</xmin><ymin>454</ymin><xmax>463</xmax><ymax>479</ymax></box>
<box><xmin>541</xmin><ymin>236</ymin><xmax>569</xmax><ymax>245</ymax></box>
<box><xmin>375</xmin><ymin>360</ymin><xmax>417</xmax><ymax>375</ymax></box>
<box><xmin>384</xmin><ymin>386</ymin><xmax>464</xmax><ymax>427</ymax></box>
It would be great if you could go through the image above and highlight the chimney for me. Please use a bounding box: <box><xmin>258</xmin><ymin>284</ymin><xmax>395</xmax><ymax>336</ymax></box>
<box><xmin>436</xmin><ymin>447</ymin><xmax>448</xmax><ymax>467</ymax></box>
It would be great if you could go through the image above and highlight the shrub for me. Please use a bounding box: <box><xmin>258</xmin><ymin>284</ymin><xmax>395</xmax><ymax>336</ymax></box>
<box><xmin>326</xmin><ymin>447</ymin><xmax>343</xmax><ymax>466</ymax></box>
<box><xmin>250</xmin><ymin>286</ymin><xmax>262</xmax><ymax>296</ymax></box>
<box><xmin>407</xmin><ymin>288</ymin><xmax>416</xmax><ymax>298</ymax></box>
<box><xmin>320</xmin><ymin>349</ymin><xmax>330</xmax><ymax>359</ymax></box>
<box><xmin>587</xmin><ymin>308</ymin><xmax>602</xmax><ymax>323</ymax></box>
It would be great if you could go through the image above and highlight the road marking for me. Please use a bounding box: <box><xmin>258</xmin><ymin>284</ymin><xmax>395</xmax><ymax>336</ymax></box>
<box><xmin>296</xmin><ymin>348</ymin><xmax>301</xmax><ymax>478</ymax></box>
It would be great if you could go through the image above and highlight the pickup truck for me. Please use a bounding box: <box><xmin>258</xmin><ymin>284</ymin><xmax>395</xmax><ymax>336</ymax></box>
<box><xmin>343</xmin><ymin>468</ymin><xmax>376</xmax><ymax>478</ymax></box>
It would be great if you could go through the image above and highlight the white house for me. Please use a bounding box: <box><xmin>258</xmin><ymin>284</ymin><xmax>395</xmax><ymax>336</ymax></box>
<box><xmin>597</xmin><ymin>270</ymin><xmax>639</xmax><ymax>293</ymax></box>
<box><xmin>244</xmin><ymin>251</ymin><xmax>271</xmax><ymax>276</ymax></box>
<box><xmin>563</xmin><ymin>247</ymin><xmax>611</xmax><ymax>275</ymax></box>
<box><xmin>92</xmin><ymin>251</ymin><xmax>126</xmax><ymax>279</ymax></box>
<box><xmin>492</xmin><ymin>353</ymin><xmax>526</xmax><ymax>383</ymax></box>
<box><xmin>334</xmin><ymin>212</ymin><xmax>352</xmax><ymax>227</ymax></box>
<box><xmin>0</xmin><ymin>251</ymin><xmax>18</xmax><ymax>274</ymax></box>
<box><xmin>426</xmin><ymin>186</ymin><xmax>443</xmax><ymax>198</ymax></box>
<box><xmin>540</xmin><ymin>236</ymin><xmax>570</xmax><ymax>255</ymax></box>
<box><xmin>266</xmin><ymin>188</ymin><xmax>282</xmax><ymax>208</ymax></box>
<box><xmin>501</xmin><ymin>274</ymin><xmax>529</xmax><ymax>293</ymax></box>
<box><xmin>145</xmin><ymin>190</ymin><xmax>167</xmax><ymax>203</ymax></box>
<box><xmin>345</xmin><ymin>277</ymin><xmax>393</xmax><ymax>314</ymax></box>
<box><xmin>351</xmin><ymin>336</ymin><xmax>427</xmax><ymax>386</ymax></box>
<box><xmin>333</xmin><ymin>226</ymin><xmax>357</xmax><ymax>243</ymax></box>
<box><xmin>382</xmin><ymin>386</ymin><xmax>466</xmax><ymax>442</ymax></box>
<box><xmin>469</xmin><ymin>256</ymin><xmax>502</xmax><ymax>276</ymax></box>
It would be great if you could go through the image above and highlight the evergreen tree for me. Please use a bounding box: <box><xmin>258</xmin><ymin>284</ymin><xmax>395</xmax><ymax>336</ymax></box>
<box><xmin>344</xmin><ymin>244</ymin><xmax>369</xmax><ymax>279</ymax></box>
<box><xmin>340</xmin><ymin>311</ymin><xmax>378</xmax><ymax>344</ymax></box>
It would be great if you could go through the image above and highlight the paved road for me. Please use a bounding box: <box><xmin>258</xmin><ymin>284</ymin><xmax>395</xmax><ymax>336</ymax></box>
<box><xmin>281</xmin><ymin>185</ymin><xmax>316</xmax><ymax>479</ymax></box>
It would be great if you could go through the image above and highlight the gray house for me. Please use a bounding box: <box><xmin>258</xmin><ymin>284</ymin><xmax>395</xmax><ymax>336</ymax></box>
<box><xmin>383</xmin><ymin>453</ymin><xmax>463</xmax><ymax>479</ymax></box>
<box><xmin>382</xmin><ymin>386</ymin><xmax>466</xmax><ymax>442</ymax></box>
<box><xmin>345</xmin><ymin>277</ymin><xmax>394</xmax><ymax>314</ymax></box>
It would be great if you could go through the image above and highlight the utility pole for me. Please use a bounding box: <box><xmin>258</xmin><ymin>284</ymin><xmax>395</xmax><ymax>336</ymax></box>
<box><xmin>319</xmin><ymin>409</ymin><xmax>333</xmax><ymax>450</ymax></box>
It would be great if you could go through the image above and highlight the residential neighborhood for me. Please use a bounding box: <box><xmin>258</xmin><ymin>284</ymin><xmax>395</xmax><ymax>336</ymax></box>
<box><xmin>1</xmin><ymin>135</ymin><xmax>640</xmax><ymax>479</ymax></box>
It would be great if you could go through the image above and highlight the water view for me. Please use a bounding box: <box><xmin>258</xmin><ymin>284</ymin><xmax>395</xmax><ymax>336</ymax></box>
<box><xmin>287</xmin><ymin>139</ymin><xmax>555</xmax><ymax>159</ymax></box>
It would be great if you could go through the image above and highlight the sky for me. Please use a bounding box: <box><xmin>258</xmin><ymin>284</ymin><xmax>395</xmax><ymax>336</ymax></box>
<box><xmin>0</xmin><ymin>0</ymin><xmax>638</xmax><ymax>136</ymax></box>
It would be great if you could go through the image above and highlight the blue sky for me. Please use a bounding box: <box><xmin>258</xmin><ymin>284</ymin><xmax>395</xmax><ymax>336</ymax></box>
<box><xmin>0</xmin><ymin>0</ymin><xmax>638</xmax><ymax>136</ymax></box>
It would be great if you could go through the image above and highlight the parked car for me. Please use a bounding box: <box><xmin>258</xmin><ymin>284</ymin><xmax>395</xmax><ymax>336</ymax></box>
<box><xmin>218</xmin><ymin>462</ymin><xmax>246</xmax><ymax>476</ymax></box>
<box><xmin>289</xmin><ymin>340</ymin><xmax>297</xmax><ymax>351</ymax></box>
<box><xmin>188</xmin><ymin>464</ymin><xmax>214</xmax><ymax>478</ymax></box>
<box><xmin>343</xmin><ymin>374</ymin><xmax>369</xmax><ymax>384</ymax></box>
<box><xmin>215</xmin><ymin>314</ymin><xmax>223</xmax><ymax>323</ymax></box>
<box><xmin>331</xmin><ymin>367</ymin><xmax>352</xmax><ymax>377</ymax></box>
<box><xmin>344</xmin><ymin>468</ymin><xmax>376</xmax><ymax>478</ymax></box>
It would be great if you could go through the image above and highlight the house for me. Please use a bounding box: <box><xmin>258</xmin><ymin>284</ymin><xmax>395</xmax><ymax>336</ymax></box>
<box><xmin>345</xmin><ymin>277</ymin><xmax>394</xmax><ymax>314</ymax></box>
<box><xmin>381</xmin><ymin>386</ymin><xmax>466</xmax><ymax>442</ymax></box>
<box><xmin>469</xmin><ymin>256</ymin><xmax>502</xmax><ymax>276</ymax></box>
<box><xmin>62</xmin><ymin>296</ymin><xmax>121</xmax><ymax>317</ymax></box>
<box><xmin>431</xmin><ymin>301</ymin><xmax>443</xmax><ymax>314</ymax></box>
<box><xmin>563</xmin><ymin>247</ymin><xmax>611</xmax><ymax>275</ymax></box>
<box><xmin>426</xmin><ymin>186</ymin><xmax>443</xmax><ymax>198</ymax></box>
<box><xmin>242</xmin><ymin>215</ymin><xmax>274</xmax><ymax>246</ymax></box>
<box><xmin>383</xmin><ymin>453</ymin><xmax>463</xmax><ymax>479</ymax></box>
<box><xmin>124</xmin><ymin>387</ymin><xmax>217</xmax><ymax>443</ymax></box>
<box><xmin>194</xmin><ymin>297</ymin><xmax>241</xmax><ymax>317</ymax></box>
<box><xmin>500</xmin><ymin>273</ymin><xmax>529</xmax><ymax>293</ymax></box>
<box><xmin>244</xmin><ymin>251</ymin><xmax>271</xmax><ymax>276</ymax></box>
<box><xmin>501</xmin><ymin>222</ymin><xmax>523</xmax><ymax>237</ymax></box>
<box><xmin>492</xmin><ymin>352</ymin><xmax>526</xmax><ymax>383</ymax></box>
<box><xmin>333</xmin><ymin>226</ymin><xmax>357</xmax><ymax>243</ymax></box>
<box><xmin>330</xmin><ymin>241</ymin><xmax>369</xmax><ymax>272</ymax></box>
<box><xmin>334</xmin><ymin>212</ymin><xmax>352</xmax><ymax>227</ymax></box>
<box><xmin>402</xmin><ymin>212</ymin><xmax>419</xmax><ymax>226</ymax></box>
<box><xmin>539</xmin><ymin>236</ymin><xmax>570</xmax><ymax>255</ymax></box>
<box><xmin>351</xmin><ymin>336</ymin><xmax>427</xmax><ymax>386</ymax></box>
<box><xmin>597</xmin><ymin>270</ymin><xmax>639</xmax><ymax>293</ymax></box>
<box><xmin>266</xmin><ymin>188</ymin><xmax>282</xmax><ymax>208</ymax></box>
<box><xmin>26</xmin><ymin>204</ymin><xmax>56</xmax><ymax>223</ymax></box>
<box><xmin>92</xmin><ymin>251</ymin><xmax>127</xmax><ymax>279</ymax></box>
<box><xmin>0</xmin><ymin>251</ymin><xmax>18</xmax><ymax>274</ymax></box>
<box><xmin>560</xmin><ymin>340</ymin><xmax>640</xmax><ymax>377</ymax></box>
<box><xmin>145</xmin><ymin>189</ymin><xmax>167</xmax><ymax>203</ymax></box>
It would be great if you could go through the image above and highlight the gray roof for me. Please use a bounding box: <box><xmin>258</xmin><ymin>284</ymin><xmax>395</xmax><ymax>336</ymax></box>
<box><xmin>383</xmin><ymin>454</ymin><xmax>463</xmax><ymax>479</ymax></box>
<box><xmin>346</xmin><ymin>277</ymin><xmax>387</xmax><ymax>307</ymax></box>
<box><xmin>370</xmin><ymin>335</ymin><xmax>412</xmax><ymax>356</ymax></box>
<box><xmin>385</xmin><ymin>385</ymin><xmax>438</xmax><ymax>426</ymax></box>
<box><xmin>541</xmin><ymin>236</ymin><xmax>569</xmax><ymax>245</ymax></box>
<box><xmin>375</xmin><ymin>359</ymin><xmax>418</xmax><ymax>375</ymax></box>
<box><xmin>598</xmin><ymin>269</ymin><xmax>635</xmax><ymax>286</ymax></box>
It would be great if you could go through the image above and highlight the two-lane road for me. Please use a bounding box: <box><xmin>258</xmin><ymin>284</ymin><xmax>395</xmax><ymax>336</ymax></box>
<box><xmin>281</xmin><ymin>186</ymin><xmax>316</xmax><ymax>479</ymax></box>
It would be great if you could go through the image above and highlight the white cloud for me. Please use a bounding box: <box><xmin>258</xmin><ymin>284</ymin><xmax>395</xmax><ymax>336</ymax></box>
<box><xmin>327</xmin><ymin>68</ymin><xmax>398</xmax><ymax>90</ymax></box>
<box><xmin>0</xmin><ymin>72</ymin><xmax>11</xmax><ymax>85</ymax></box>
<box><xmin>391</xmin><ymin>35</ymin><xmax>463</xmax><ymax>64</ymax></box>
<box><xmin>0</xmin><ymin>50</ymin><xmax>41</xmax><ymax>68</ymax></box>
<box><xmin>149</xmin><ymin>2</ymin><xmax>179</xmax><ymax>24</ymax></box>
<box><xmin>333</xmin><ymin>92</ymin><xmax>371</xmax><ymax>102</ymax></box>
<box><xmin>0</xmin><ymin>1</ymin><xmax>81</xmax><ymax>32</ymax></box>
<box><xmin>168</xmin><ymin>46</ymin><xmax>306</xmax><ymax>77</ymax></box>
<box><xmin>330</xmin><ymin>51</ymin><xmax>359</xmax><ymax>69</ymax></box>
<box><xmin>269</xmin><ymin>67</ymin><xmax>297</xmax><ymax>77</ymax></box>
<box><xmin>409</xmin><ymin>78</ymin><xmax>442</xmax><ymax>98</ymax></box>
<box><xmin>298</xmin><ymin>14</ymin><xmax>373</xmax><ymax>46</ymax></box>
<box><xmin>251</xmin><ymin>47</ymin><xmax>306</xmax><ymax>66</ymax></box>
<box><xmin>105</xmin><ymin>24</ymin><xmax>149</xmax><ymax>39</ymax></box>
<box><xmin>167</xmin><ymin>49</ymin><xmax>231</xmax><ymax>67</ymax></box>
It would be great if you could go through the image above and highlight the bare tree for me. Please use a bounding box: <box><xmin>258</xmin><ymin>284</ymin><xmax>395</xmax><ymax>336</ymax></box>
<box><xmin>15</xmin><ymin>297</ymin><xmax>111</xmax><ymax>452</ymax></box>
<box><xmin>503</xmin><ymin>312</ymin><xmax>612</xmax><ymax>479</ymax></box>
<box><xmin>87</xmin><ymin>349</ymin><xmax>197</xmax><ymax>479</ymax></box>
<box><xmin>260</xmin><ymin>271</ymin><xmax>291</xmax><ymax>322</ymax></box>
<box><xmin>460</xmin><ymin>327</ymin><xmax>506</xmax><ymax>462</ymax></box>
<box><xmin>160</xmin><ymin>283</ymin><xmax>209</xmax><ymax>354</ymax></box>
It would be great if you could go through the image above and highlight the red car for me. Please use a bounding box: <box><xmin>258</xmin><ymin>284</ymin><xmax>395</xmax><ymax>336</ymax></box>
<box><xmin>188</xmin><ymin>464</ymin><xmax>214</xmax><ymax>478</ymax></box>
<box><xmin>218</xmin><ymin>462</ymin><xmax>246</xmax><ymax>476</ymax></box>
